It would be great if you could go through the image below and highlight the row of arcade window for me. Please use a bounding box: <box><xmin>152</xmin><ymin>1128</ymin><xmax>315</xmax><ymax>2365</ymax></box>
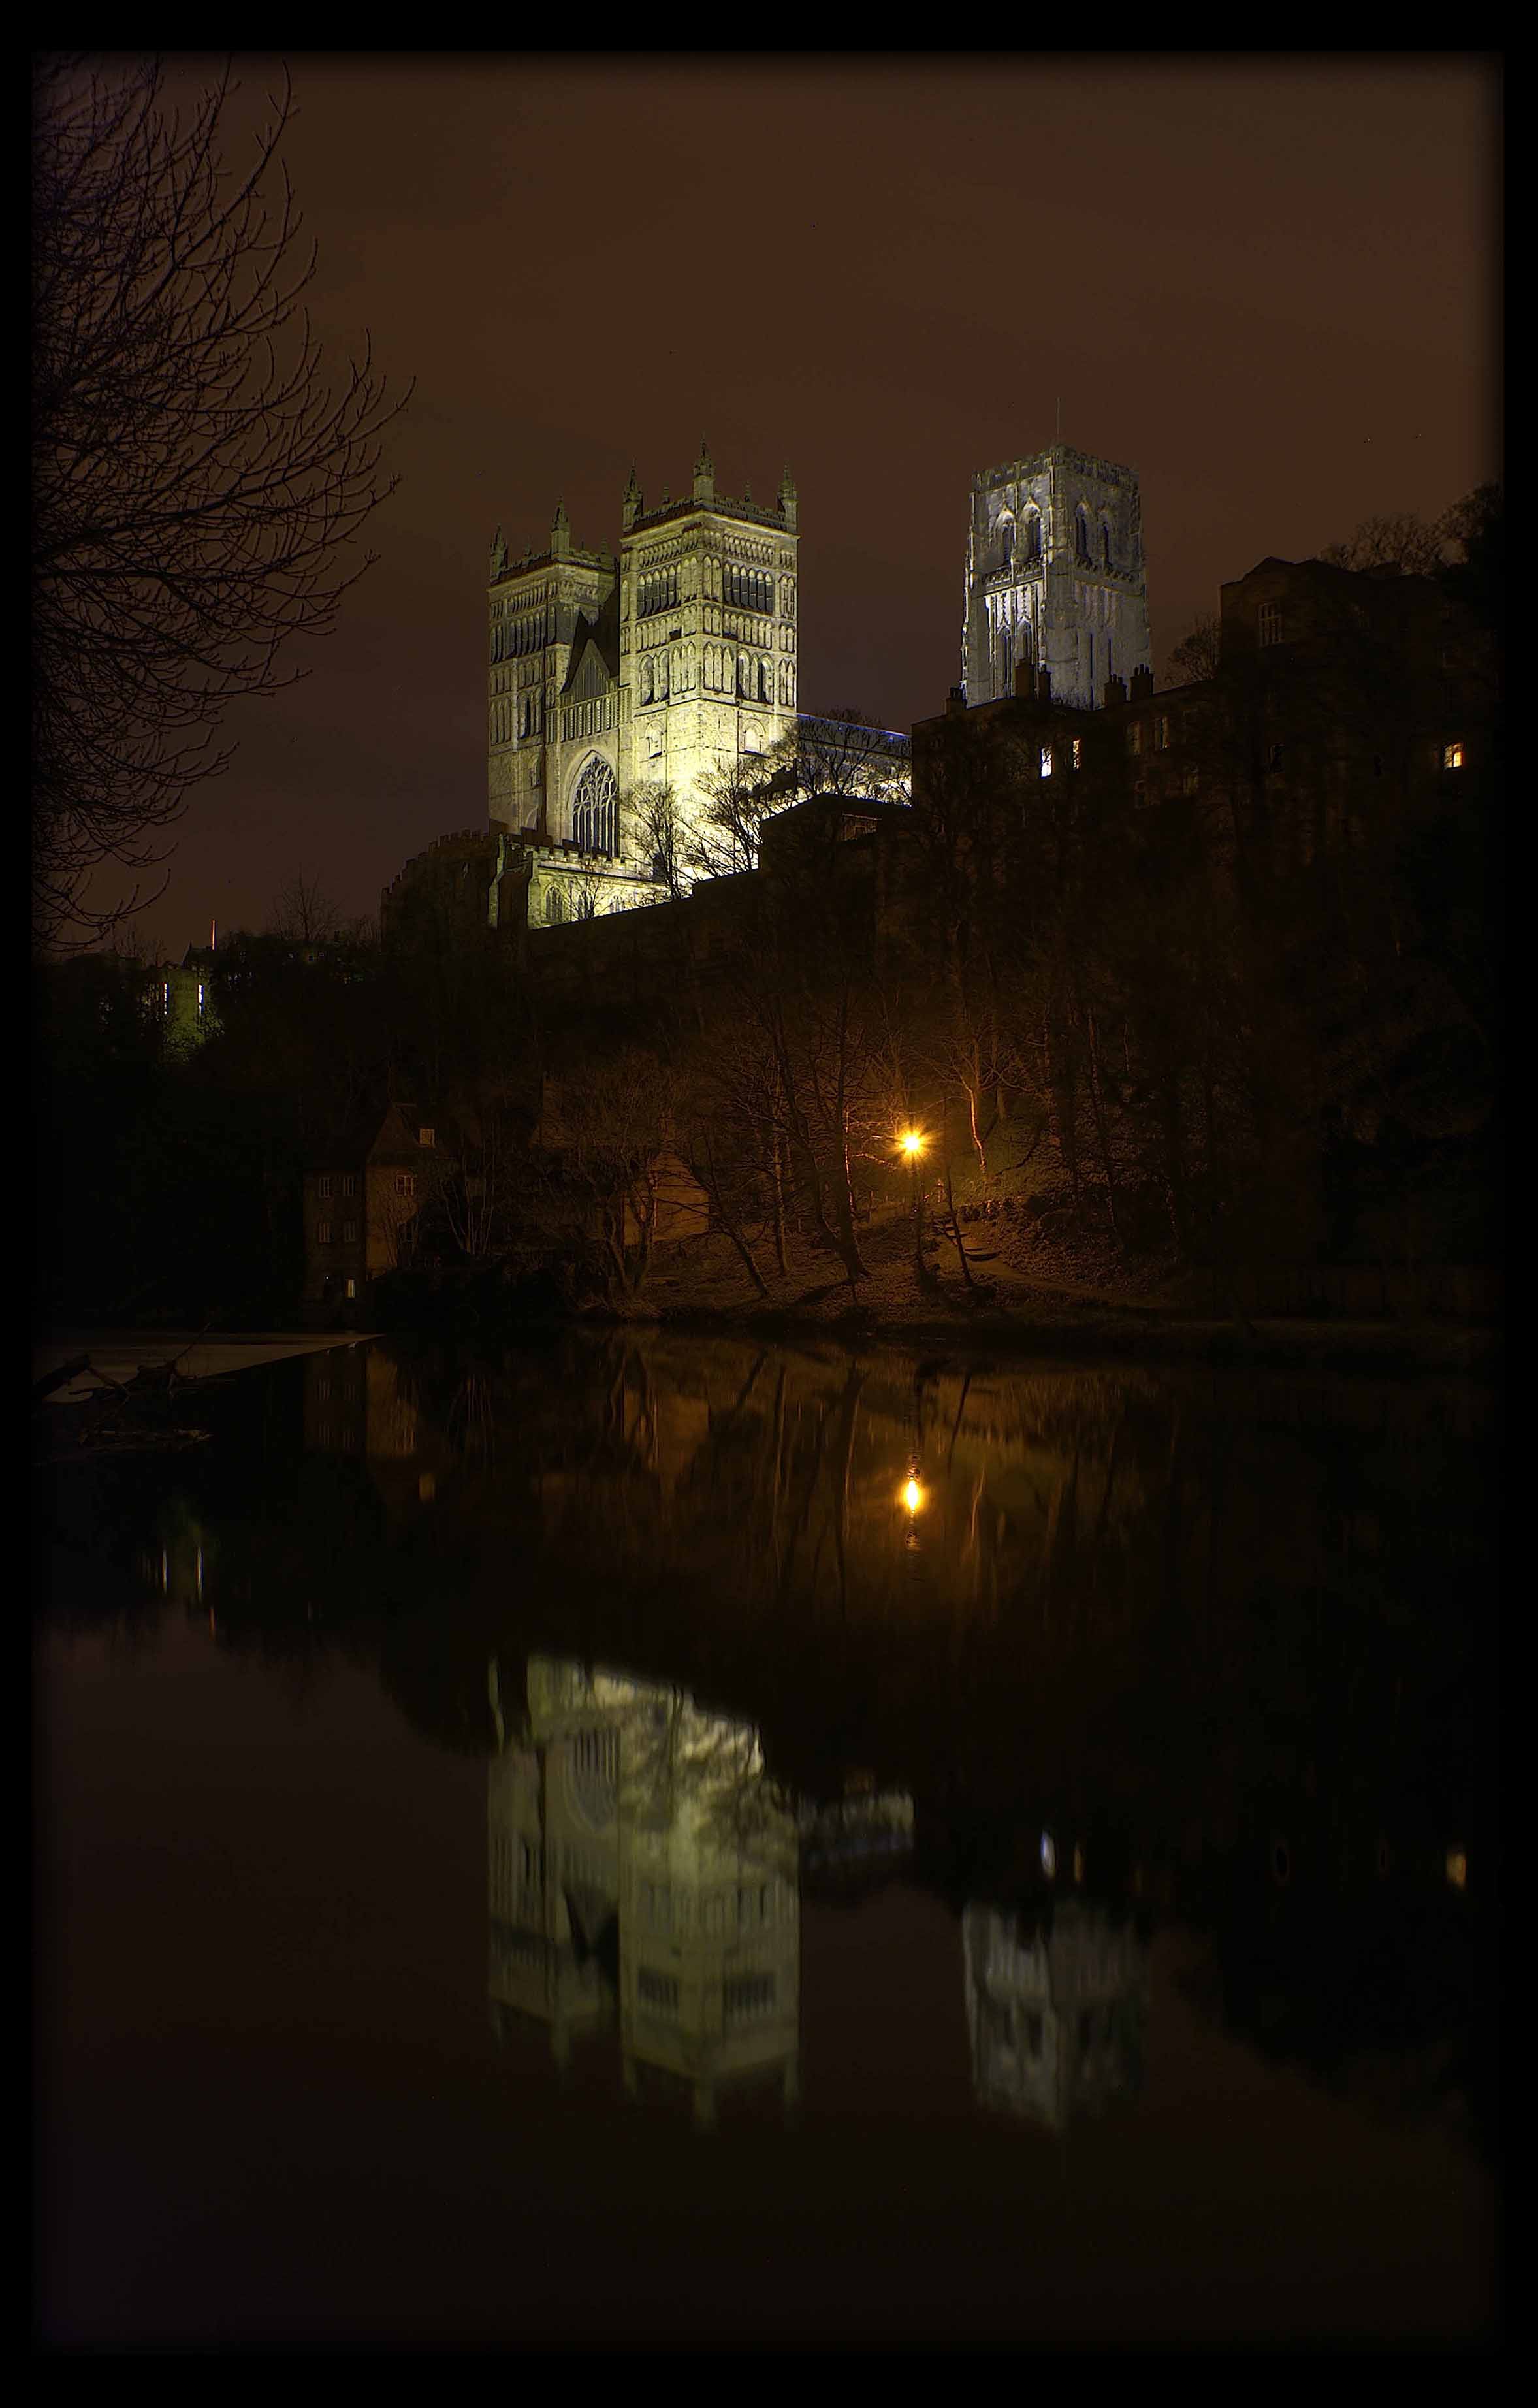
<box><xmin>491</xmin><ymin>611</ymin><xmax>551</xmax><ymax>661</ymax></box>
<box><xmin>997</xmin><ymin>509</ymin><xmax>1118</xmax><ymax>571</ymax></box>
<box><xmin>636</xmin><ymin>568</ymin><xmax>680</xmax><ymax>618</ymax></box>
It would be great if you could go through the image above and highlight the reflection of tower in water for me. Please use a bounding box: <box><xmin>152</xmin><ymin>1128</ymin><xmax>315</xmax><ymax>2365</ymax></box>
<box><xmin>487</xmin><ymin>1655</ymin><xmax>799</xmax><ymax>2126</ymax></box>
<box><xmin>963</xmin><ymin>1900</ymin><xmax>1149</xmax><ymax>2132</ymax></box>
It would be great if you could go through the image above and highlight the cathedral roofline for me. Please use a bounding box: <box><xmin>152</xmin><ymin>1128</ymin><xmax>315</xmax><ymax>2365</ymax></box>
<box><xmin>971</xmin><ymin>442</ymin><xmax>1138</xmax><ymax>489</ymax></box>
<box><xmin>489</xmin><ymin>545</ymin><xmax>611</xmax><ymax>590</ymax></box>
<box><xmin>626</xmin><ymin>493</ymin><xmax>794</xmax><ymax>538</ymax></box>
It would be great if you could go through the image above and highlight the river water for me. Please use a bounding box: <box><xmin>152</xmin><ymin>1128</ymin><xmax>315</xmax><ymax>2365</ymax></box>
<box><xmin>35</xmin><ymin>1332</ymin><xmax>1499</xmax><ymax>2347</ymax></box>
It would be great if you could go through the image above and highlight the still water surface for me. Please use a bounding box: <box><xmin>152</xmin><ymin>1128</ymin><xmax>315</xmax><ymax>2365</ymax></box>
<box><xmin>36</xmin><ymin>1334</ymin><xmax>1499</xmax><ymax>2346</ymax></box>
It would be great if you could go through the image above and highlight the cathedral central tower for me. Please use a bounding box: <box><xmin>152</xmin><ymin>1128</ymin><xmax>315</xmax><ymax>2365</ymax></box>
<box><xmin>963</xmin><ymin>443</ymin><xmax>1150</xmax><ymax>708</ymax></box>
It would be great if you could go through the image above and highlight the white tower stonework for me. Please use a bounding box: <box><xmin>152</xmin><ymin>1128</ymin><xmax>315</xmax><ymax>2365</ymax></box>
<box><xmin>487</xmin><ymin>449</ymin><xmax>799</xmax><ymax>923</ymax></box>
<box><xmin>963</xmin><ymin>443</ymin><xmax>1151</xmax><ymax>709</ymax></box>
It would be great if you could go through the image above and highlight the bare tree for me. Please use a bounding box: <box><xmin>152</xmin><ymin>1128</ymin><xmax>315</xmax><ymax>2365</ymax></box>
<box><xmin>1315</xmin><ymin>510</ymin><xmax>1448</xmax><ymax>579</ymax></box>
<box><xmin>32</xmin><ymin>56</ymin><xmax>411</xmax><ymax>950</ymax></box>
<box><xmin>1165</xmin><ymin>615</ymin><xmax>1223</xmax><ymax>685</ymax></box>
<box><xmin>620</xmin><ymin>779</ymin><xmax>690</xmax><ymax>900</ymax></box>
<box><xmin>268</xmin><ymin>867</ymin><xmax>345</xmax><ymax>944</ymax></box>
<box><xmin>793</xmin><ymin>705</ymin><xmax>909</xmax><ymax>802</ymax></box>
<box><xmin>686</xmin><ymin>749</ymin><xmax>789</xmax><ymax>881</ymax></box>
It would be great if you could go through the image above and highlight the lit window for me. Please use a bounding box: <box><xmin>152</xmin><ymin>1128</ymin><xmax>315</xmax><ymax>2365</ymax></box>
<box><xmin>1443</xmin><ymin>740</ymin><xmax>1464</xmax><ymax>770</ymax></box>
<box><xmin>1258</xmin><ymin>603</ymin><xmax>1283</xmax><ymax>647</ymax></box>
<box><xmin>197</xmin><ymin>983</ymin><xmax>205</xmax><ymax>1018</ymax></box>
<box><xmin>345</xmin><ymin>1277</ymin><xmax>357</xmax><ymax>1300</ymax></box>
<box><xmin>1070</xmin><ymin>736</ymin><xmax>1083</xmax><ymax>771</ymax></box>
<box><xmin>418</xmin><ymin>1127</ymin><xmax>435</xmax><ymax>1149</ymax></box>
<box><xmin>1153</xmin><ymin>716</ymin><xmax>1170</xmax><ymax>750</ymax></box>
<box><xmin>1040</xmin><ymin>745</ymin><xmax>1053</xmax><ymax>778</ymax></box>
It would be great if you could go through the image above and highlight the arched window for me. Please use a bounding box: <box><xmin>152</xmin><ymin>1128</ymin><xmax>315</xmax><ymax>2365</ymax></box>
<box><xmin>737</xmin><ymin>653</ymin><xmax>748</xmax><ymax>698</ymax></box>
<box><xmin>1074</xmin><ymin>507</ymin><xmax>1091</xmax><ymax>565</ymax></box>
<box><xmin>1023</xmin><ymin>510</ymin><xmax>1042</xmax><ymax>564</ymax></box>
<box><xmin>641</xmin><ymin>657</ymin><xmax>654</xmax><ymax>705</ymax></box>
<box><xmin>1101</xmin><ymin>522</ymin><xmax>1113</xmax><ymax>570</ymax></box>
<box><xmin>1000</xmin><ymin>516</ymin><xmax>1016</xmax><ymax>571</ymax></box>
<box><xmin>758</xmin><ymin>658</ymin><xmax>770</xmax><ymax>703</ymax></box>
<box><xmin>571</xmin><ymin>754</ymin><xmax>618</xmax><ymax>855</ymax></box>
<box><xmin>544</xmin><ymin>884</ymin><xmax>566</xmax><ymax>924</ymax></box>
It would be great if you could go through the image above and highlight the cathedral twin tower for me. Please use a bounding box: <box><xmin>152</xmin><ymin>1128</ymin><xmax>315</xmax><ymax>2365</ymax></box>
<box><xmin>486</xmin><ymin>437</ymin><xmax>1149</xmax><ymax>924</ymax></box>
<box><xmin>487</xmin><ymin>441</ymin><xmax>799</xmax><ymax>923</ymax></box>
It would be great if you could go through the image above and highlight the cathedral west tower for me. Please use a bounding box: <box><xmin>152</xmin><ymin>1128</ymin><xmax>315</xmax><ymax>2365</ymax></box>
<box><xmin>963</xmin><ymin>443</ymin><xmax>1150</xmax><ymax>709</ymax></box>
<box><xmin>486</xmin><ymin>445</ymin><xmax>798</xmax><ymax>922</ymax></box>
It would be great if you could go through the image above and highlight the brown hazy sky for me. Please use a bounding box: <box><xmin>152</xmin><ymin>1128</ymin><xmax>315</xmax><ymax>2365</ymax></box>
<box><xmin>92</xmin><ymin>54</ymin><xmax>1499</xmax><ymax>952</ymax></box>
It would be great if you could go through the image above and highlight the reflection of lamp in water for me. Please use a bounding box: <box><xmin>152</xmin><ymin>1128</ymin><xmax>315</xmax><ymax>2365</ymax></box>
<box><xmin>1040</xmin><ymin>1831</ymin><xmax>1057</xmax><ymax>1880</ymax></box>
<box><xmin>1445</xmin><ymin>1846</ymin><xmax>1467</xmax><ymax>1889</ymax></box>
<box><xmin>901</xmin><ymin>1467</ymin><xmax>923</xmax><ymax>1550</ymax></box>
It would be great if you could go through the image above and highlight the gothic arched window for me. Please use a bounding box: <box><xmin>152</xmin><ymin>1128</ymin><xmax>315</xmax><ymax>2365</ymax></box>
<box><xmin>1023</xmin><ymin>510</ymin><xmax>1042</xmax><ymax>564</ymax></box>
<box><xmin>571</xmin><ymin>754</ymin><xmax>618</xmax><ymax>855</ymax></box>
<box><xmin>641</xmin><ymin>657</ymin><xmax>654</xmax><ymax>705</ymax></box>
<box><xmin>1000</xmin><ymin>517</ymin><xmax>1016</xmax><ymax>571</ymax></box>
<box><xmin>1074</xmin><ymin>507</ymin><xmax>1091</xmax><ymax>565</ymax></box>
<box><xmin>1101</xmin><ymin>522</ymin><xmax>1113</xmax><ymax>570</ymax></box>
<box><xmin>544</xmin><ymin>884</ymin><xmax>566</xmax><ymax>925</ymax></box>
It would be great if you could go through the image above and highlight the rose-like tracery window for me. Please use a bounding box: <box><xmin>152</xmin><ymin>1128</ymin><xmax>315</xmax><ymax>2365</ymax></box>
<box><xmin>572</xmin><ymin>754</ymin><xmax>617</xmax><ymax>854</ymax></box>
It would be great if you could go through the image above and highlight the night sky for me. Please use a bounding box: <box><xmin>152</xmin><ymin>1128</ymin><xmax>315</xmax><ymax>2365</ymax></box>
<box><xmin>114</xmin><ymin>54</ymin><xmax>1498</xmax><ymax>955</ymax></box>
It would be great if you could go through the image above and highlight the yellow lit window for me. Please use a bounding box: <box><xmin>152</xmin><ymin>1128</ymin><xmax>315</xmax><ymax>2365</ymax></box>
<box><xmin>1070</xmin><ymin>737</ymin><xmax>1083</xmax><ymax>771</ymax></box>
<box><xmin>1443</xmin><ymin>740</ymin><xmax>1464</xmax><ymax>770</ymax></box>
<box><xmin>1040</xmin><ymin>745</ymin><xmax>1053</xmax><ymax>778</ymax></box>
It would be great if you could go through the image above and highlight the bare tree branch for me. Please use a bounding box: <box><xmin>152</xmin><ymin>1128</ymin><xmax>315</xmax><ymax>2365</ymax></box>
<box><xmin>32</xmin><ymin>54</ymin><xmax>413</xmax><ymax>950</ymax></box>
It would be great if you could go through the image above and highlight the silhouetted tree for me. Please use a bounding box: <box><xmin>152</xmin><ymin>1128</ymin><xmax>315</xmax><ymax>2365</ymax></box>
<box><xmin>32</xmin><ymin>56</ymin><xmax>411</xmax><ymax>950</ymax></box>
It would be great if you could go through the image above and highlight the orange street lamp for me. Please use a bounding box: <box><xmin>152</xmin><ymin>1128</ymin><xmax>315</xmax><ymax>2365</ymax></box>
<box><xmin>902</xmin><ymin>1475</ymin><xmax>923</xmax><ymax>1516</ymax></box>
<box><xmin>899</xmin><ymin>1127</ymin><xmax>928</xmax><ymax>1284</ymax></box>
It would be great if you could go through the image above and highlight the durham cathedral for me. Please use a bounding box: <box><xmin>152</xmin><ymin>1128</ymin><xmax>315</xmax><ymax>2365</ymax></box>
<box><xmin>383</xmin><ymin>438</ymin><xmax>1154</xmax><ymax>937</ymax></box>
<box><xmin>487</xmin><ymin>443</ymin><xmax>805</xmax><ymax>928</ymax></box>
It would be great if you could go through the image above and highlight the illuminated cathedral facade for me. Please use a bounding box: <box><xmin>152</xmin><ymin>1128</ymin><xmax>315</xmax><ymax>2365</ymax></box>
<box><xmin>487</xmin><ymin>444</ymin><xmax>800</xmax><ymax>927</ymax></box>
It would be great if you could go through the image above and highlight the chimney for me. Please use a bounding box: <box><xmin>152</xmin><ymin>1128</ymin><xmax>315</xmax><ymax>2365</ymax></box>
<box><xmin>1036</xmin><ymin>667</ymin><xmax>1051</xmax><ymax>703</ymax></box>
<box><xmin>1102</xmin><ymin>675</ymin><xmax>1127</xmax><ymax>709</ymax></box>
<box><xmin>1014</xmin><ymin>660</ymin><xmax>1036</xmax><ymax>701</ymax></box>
<box><xmin>946</xmin><ymin>686</ymin><xmax>967</xmax><ymax>716</ymax></box>
<box><xmin>1129</xmin><ymin>665</ymin><xmax>1155</xmax><ymax>701</ymax></box>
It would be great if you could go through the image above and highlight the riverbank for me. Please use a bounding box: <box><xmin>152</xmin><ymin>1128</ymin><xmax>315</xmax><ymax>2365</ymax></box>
<box><xmin>608</xmin><ymin>1222</ymin><xmax>1500</xmax><ymax>1377</ymax></box>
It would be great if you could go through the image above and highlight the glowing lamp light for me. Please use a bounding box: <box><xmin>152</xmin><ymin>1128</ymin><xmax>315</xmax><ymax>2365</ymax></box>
<box><xmin>903</xmin><ymin>1477</ymin><xmax>923</xmax><ymax>1515</ymax></box>
<box><xmin>1445</xmin><ymin>1847</ymin><xmax>1467</xmax><ymax>1889</ymax></box>
<box><xmin>899</xmin><ymin>1129</ymin><xmax>925</xmax><ymax>1159</ymax></box>
<box><xmin>1040</xmin><ymin>1832</ymin><xmax>1057</xmax><ymax>1880</ymax></box>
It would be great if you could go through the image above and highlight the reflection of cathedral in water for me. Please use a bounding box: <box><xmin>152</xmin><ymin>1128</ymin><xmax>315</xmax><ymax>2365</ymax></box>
<box><xmin>487</xmin><ymin>1655</ymin><xmax>800</xmax><ymax>2127</ymax></box>
<box><xmin>964</xmin><ymin>1902</ymin><xmax>1149</xmax><ymax>2131</ymax></box>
